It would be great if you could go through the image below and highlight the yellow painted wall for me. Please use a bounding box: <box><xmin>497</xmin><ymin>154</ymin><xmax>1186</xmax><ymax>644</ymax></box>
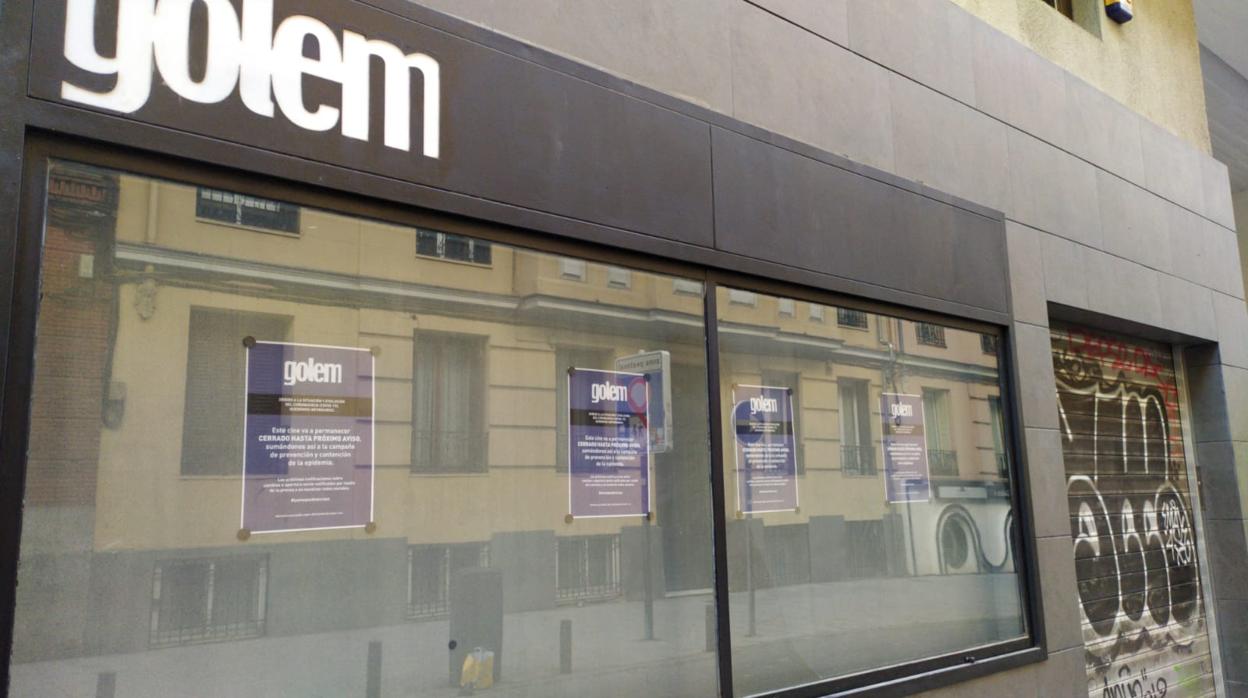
<box><xmin>951</xmin><ymin>0</ymin><xmax>1211</xmax><ymax>152</ymax></box>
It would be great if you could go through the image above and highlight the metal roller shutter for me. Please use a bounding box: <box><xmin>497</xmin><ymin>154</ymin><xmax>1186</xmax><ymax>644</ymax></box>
<box><xmin>1050</xmin><ymin>323</ymin><xmax>1216</xmax><ymax>697</ymax></box>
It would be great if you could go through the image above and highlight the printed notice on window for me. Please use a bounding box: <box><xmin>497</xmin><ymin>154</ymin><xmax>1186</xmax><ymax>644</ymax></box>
<box><xmin>568</xmin><ymin>368</ymin><xmax>650</xmax><ymax>519</ymax></box>
<box><xmin>732</xmin><ymin>385</ymin><xmax>799</xmax><ymax>514</ymax></box>
<box><xmin>242</xmin><ymin>341</ymin><xmax>374</xmax><ymax>534</ymax></box>
<box><xmin>881</xmin><ymin>392</ymin><xmax>931</xmax><ymax>504</ymax></box>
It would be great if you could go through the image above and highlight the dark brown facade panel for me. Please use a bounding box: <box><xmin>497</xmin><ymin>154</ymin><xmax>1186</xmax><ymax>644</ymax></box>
<box><xmin>710</xmin><ymin>127</ymin><xmax>1009</xmax><ymax>314</ymax></box>
<box><xmin>29</xmin><ymin>0</ymin><xmax>717</xmax><ymax>248</ymax></box>
<box><xmin>26</xmin><ymin>0</ymin><xmax>1013</xmax><ymax>317</ymax></box>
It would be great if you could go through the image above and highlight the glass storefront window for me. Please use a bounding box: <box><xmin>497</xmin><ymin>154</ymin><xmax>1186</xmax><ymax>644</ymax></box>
<box><xmin>11</xmin><ymin>159</ymin><xmax>1033</xmax><ymax>697</ymax></box>
<box><xmin>11</xmin><ymin>161</ymin><xmax>718</xmax><ymax>696</ymax></box>
<box><xmin>714</xmin><ymin>286</ymin><xmax>1026</xmax><ymax>696</ymax></box>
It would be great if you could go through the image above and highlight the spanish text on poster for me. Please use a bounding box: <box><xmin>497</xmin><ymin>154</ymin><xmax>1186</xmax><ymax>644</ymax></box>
<box><xmin>881</xmin><ymin>392</ymin><xmax>931</xmax><ymax>504</ymax></box>
<box><xmin>242</xmin><ymin>341</ymin><xmax>374</xmax><ymax>533</ymax></box>
<box><xmin>568</xmin><ymin>368</ymin><xmax>650</xmax><ymax>518</ymax></box>
<box><xmin>733</xmin><ymin>385</ymin><xmax>799</xmax><ymax>514</ymax></box>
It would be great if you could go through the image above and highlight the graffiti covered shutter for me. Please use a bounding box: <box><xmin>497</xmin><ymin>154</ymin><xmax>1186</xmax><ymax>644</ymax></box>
<box><xmin>1050</xmin><ymin>324</ymin><xmax>1216</xmax><ymax>698</ymax></box>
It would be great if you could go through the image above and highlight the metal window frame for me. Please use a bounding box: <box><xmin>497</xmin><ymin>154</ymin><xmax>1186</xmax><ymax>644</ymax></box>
<box><xmin>195</xmin><ymin>186</ymin><xmax>301</xmax><ymax>236</ymax></box>
<box><xmin>406</xmin><ymin>542</ymin><xmax>491</xmax><ymax>620</ymax></box>
<box><xmin>706</xmin><ymin>275</ymin><xmax>1045</xmax><ymax>697</ymax></box>
<box><xmin>0</xmin><ymin>129</ymin><xmax>1046</xmax><ymax>698</ymax></box>
<box><xmin>555</xmin><ymin>534</ymin><xmax>623</xmax><ymax>604</ymax></box>
<box><xmin>836</xmin><ymin>307</ymin><xmax>869</xmax><ymax>330</ymax></box>
<box><xmin>410</xmin><ymin>330</ymin><xmax>490</xmax><ymax>475</ymax></box>
<box><xmin>837</xmin><ymin>378</ymin><xmax>877</xmax><ymax>478</ymax></box>
<box><xmin>981</xmin><ymin>333</ymin><xmax>1000</xmax><ymax>356</ymax></box>
<box><xmin>915</xmin><ymin>322</ymin><xmax>948</xmax><ymax>348</ymax></box>
<box><xmin>416</xmin><ymin>228</ymin><xmax>493</xmax><ymax>266</ymax></box>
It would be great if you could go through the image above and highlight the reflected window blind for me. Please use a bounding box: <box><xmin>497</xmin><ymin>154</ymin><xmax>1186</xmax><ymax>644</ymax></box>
<box><xmin>412</xmin><ymin>332</ymin><xmax>486</xmax><ymax>472</ymax></box>
<box><xmin>180</xmin><ymin>309</ymin><xmax>289</xmax><ymax>476</ymax></box>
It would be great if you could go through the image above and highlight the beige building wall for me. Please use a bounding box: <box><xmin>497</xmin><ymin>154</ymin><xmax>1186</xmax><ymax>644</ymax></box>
<box><xmin>951</xmin><ymin>0</ymin><xmax>1211</xmax><ymax>151</ymax></box>
<box><xmin>93</xmin><ymin>174</ymin><xmax>1007</xmax><ymax>552</ymax></box>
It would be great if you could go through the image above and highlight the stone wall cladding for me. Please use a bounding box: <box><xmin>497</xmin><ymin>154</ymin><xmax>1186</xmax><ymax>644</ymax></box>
<box><xmin>405</xmin><ymin>0</ymin><xmax>1248</xmax><ymax>693</ymax></box>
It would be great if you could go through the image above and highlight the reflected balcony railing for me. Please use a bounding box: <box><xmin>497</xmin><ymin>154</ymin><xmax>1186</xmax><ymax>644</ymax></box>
<box><xmin>410</xmin><ymin>429</ymin><xmax>489</xmax><ymax>474</ymax></box>
<box><xmin>841</xmin><ymin>444</ymin><xmax>876</xmax><ymax>477</ymax></box>
<box><xmin>836</xmin><ymin>307</ymin><xmax>869</xmax><ymax>330</ymax></box>
<box><xmin>149</xmin><ymin>557</ymin><xmax>267</xmax><ymax>648</ymax></box>
<box><xmin>407</xmin><ymin>543</ymin><xmax>491</xmax><ymax>620</ymax></box>
<box><xmin>557</xmin><ymin>535</ymin><xmax>622</xmax><ymax>604</ymax></box>
<box><xmin>928</xmin><ymin>449</ymin><xmax>959</xmax><ymax>477</ymax></box>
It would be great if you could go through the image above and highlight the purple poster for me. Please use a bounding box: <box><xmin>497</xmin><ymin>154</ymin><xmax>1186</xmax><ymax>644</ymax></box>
<box><xmin>241</xmin><ymin>341</ymin><xmax>375</xmax><ymax>534</ymax></box>
<box><xmin>881</xmin><ymin>392</ymin><xmax>931</xmax><ymax>503</ymax></box>
<box><xmin>568</xmin><ymin>368</ymin><xmax>650</xmax><ymax>519</ymax></box>
<box><xmin>732</xmin><ymin>385</ymin><xmax>799</xmax><ymax>514</ymax></box>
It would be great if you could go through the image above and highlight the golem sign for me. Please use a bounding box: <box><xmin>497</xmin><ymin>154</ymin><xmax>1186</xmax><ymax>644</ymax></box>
<box><xmin>61</xmin><ymin>0</ymin><xmax>441</xmax><ymax>158</ymax></box>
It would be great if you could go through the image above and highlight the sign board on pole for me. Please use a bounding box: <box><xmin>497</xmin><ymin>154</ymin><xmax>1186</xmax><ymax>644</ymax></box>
<box><xmin>242</xmin><ymin>340</ymin><xmax>375</xmax><ymax>534</ymax></box>
<box><xmin>568</xmin><ymin>368</ymin><xmax>651</xmax><ymax>518</ymax></box>
<box><xmin>614</xmin><ymin>350</ymin><xmax>672</xmax><ymax>454</ymax></box>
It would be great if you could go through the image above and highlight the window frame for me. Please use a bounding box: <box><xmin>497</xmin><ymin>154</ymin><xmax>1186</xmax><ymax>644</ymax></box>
<box><xmin>149</xmin><ymin>554</ymin><xmax>268</xmax><ymax>648</ymax></box>
<box><xmin>194</xmin><ymin>186</ymin><xmax>301</xmax><ymax>237</ymax></box>
<box><xmin>416</xmin><ymin>227</ymin><xmax>493</xmax><ymax>266</ymax></box>
<box><xmin>836</xmin><ymin>307</ymin><xmax>869</xmax><ymax>331</ymax></box>
<box><xmin>6</xmin><ymin>135</ymin><xmax>1046</xmax><ymax>698</ymax></box>
<box><xmin>406</xmin><ymin>541</ymin><xmax>491</xmax><ymax>620</ymax></box>
<box><xmin>555</xmin><ymin>534</ymin><xmax>623</xmax><ymax>604</ymax></box>
<box><xmin>179</xmin><ymin>307</ymin><xmax>291</xmax><ymax>477</ymax></box>
<box><xmin>989</xmin><ymin>396</ymin><xmax>1009</xmax><ymax>479</ymax></box>
<box><xmin>915</xmin><ymin>322</ymin><xmax>947</xmax><ymax>348</ymax></box>
<box><xmin>981</xmin><ymin>333</ymin><xmax>1000</xmax><ymax>356</ymax></box>
<box><xmin>704</xmin><ymin>270</ymin><xmax>1043</xmax><ymax>698</ymax></box>
<box><xmin>1041</xmin><ymin>0</ymin><xmax>1075</xmax><ymax>20</ymax></box>
<box><xmin>837</xmin><ymin>378</ymin><xmax>876</xmax><ymax>478</ymax></box>
<box><xmin>921</xmin><ymin>387</ymin><xmax>959</xmax><ymax>478</ymax></box>
<box><xmin>410</xmin><ymin>330</ymin><xmax>489</xmax><ymax>475</ymax></box>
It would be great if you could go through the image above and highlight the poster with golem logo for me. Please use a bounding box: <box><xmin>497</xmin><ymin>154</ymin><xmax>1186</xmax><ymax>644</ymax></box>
<box><xmin>241</xmin><ymin>340</ymin><xmax>375</xmax><ymax>534</ymax></box>
<box><xmin>567</xmin><ymin>368</ymin><xmax>651</xmax><ymax>519</ymax></box>
<box><xmin>880</xmin><ymin>393</ymin><xmax>931</xmax><ymax>504</ymax></box>
<box><xmin>732</xmin><ymin>385</ymin><xmax>799</xmax><ymax>514</ymax></box>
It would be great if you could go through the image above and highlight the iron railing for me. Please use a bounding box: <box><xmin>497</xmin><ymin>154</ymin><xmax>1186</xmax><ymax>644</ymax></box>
<box><xmin>981</xmin><ymin>333</ymin><xmax>999</xmax><ymax>355</ymax></box>
<box><xmin>150</xmin><ymin>556</ymin><xmax>267</xmax><ymax>648</ymax></box>
<box><xmin>928</xmin><ymin>449</ymin><xmax>959</xmax><ymax>477</ymax></box>
<box><xmin>196</xmin><ymin>187</ymin><xmax>299</xmax><ymax>234</ymax></box>
<box><xmin>557</xmin><ymin>535</ymin><xmax>621</xmax><ymax>604</ymax></box>
<box><xmin>411</xmin><ymin>430</ymin><xmax>488</xmax><ymax>474</ymax></box>
<box><xmin>416</xmin><ymin>229</ymin><xmax>492</xmax><ymax>265</ymax></box>
<box><xmin>841</xmin><ymin>444</ymin><xmax>877</xmax><ymax>476</ymax></box>
<box><xmin>836</xmin><ymin>307</ymin><xmax>869</xmax><ymax>329</ymax></box>
<box><xmin>916</xmin><ymin>323</ymin><xmax>947</xmax><ymax>347</ymax></box>
<box><xmin>407</xmin><ymin>543</ymin><xmax>490</xmax><ymax>620</ymax></box>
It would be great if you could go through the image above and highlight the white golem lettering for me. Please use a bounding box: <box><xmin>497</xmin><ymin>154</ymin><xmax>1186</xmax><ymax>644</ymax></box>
<box><xmin>283</xmin><ymin>358</ymin><xmax>344</xmax><ymax>387</ymax></box>
<box><xmin>590</xmin><ymin>382</ymin><xmax>628</xmax><ymax>404</ymax></box>
<box><xmin>61</xmin><ymin>0</ymin><xmax>441</xmax><ymax>158</ymax></box>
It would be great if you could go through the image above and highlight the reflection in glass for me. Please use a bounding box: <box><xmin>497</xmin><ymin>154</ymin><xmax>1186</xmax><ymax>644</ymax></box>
<box><xmin>716</xmin><ymin>287</ymin><xmax>1025</xmax><ymax>696</ymax></box>
<box><xmin>11</xmin><ymin>162</ymin><xmax>717</xmax><ymax>697</ymax></box>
